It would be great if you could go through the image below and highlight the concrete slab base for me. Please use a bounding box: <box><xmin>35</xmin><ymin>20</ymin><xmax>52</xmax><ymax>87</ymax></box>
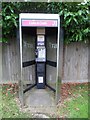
<box><xmin>23</xmin><ymin>87</ymin><xmax>57</xmax><ymax>117</ymax></box>
<box><xmin>24</xmin><ymin>87</ymin><xmax>56</xmax><ymax>107</ymax></box>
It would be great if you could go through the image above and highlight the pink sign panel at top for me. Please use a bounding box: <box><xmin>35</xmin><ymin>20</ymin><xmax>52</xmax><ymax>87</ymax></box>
<box><xmin>22</xmin><ymin>19</ymin><xmax>58</xmax><ymax>27</ymax></box>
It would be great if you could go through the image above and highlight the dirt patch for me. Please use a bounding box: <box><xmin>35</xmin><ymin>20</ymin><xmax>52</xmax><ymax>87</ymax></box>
<box><xmin>61</xmin><ymin>82</ymin><xmax>88</xmax><ymax>101</ymax></box>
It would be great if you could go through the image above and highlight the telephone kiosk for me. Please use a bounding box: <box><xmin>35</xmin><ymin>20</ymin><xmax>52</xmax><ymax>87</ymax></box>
<box><xmin>19</xmin><ymin>13</ymin><xmax>61</xmax><ymax>104</ymax></box>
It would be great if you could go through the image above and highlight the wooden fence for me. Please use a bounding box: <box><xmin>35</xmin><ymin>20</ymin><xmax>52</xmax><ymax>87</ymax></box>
<box><xmin>2</xmin><ymin>38</ymin><xmax>19</xmax><ymax>83</ymax></box>
<box><xmin>1</xmin><ymin>38</ymin><xmax>89</xmax><ymax>84</ymax></box>
<box><xmin>63</xmin><ymin>42</ymin><xmax>88</xmax><ymax>83</ymax></box>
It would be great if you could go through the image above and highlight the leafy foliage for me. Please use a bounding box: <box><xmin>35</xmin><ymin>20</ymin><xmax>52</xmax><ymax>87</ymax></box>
<box><xmin>2</xmin><ymin>3</ymin><xmax>18</xmax><ymax>40</ymax></box>
<box><xmin>1</xmin><ymin>2</ymin><xmax>90</xmax><ymax>43</ymax></box>
<box><xmin>60</xmin><ymin>2</ymin><xmax>90</xmax><ymax>43</ymax></box>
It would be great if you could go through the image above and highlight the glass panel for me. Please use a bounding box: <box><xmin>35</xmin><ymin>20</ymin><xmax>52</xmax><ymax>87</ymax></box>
<box><xmin>46</xmin><ymin>28</ymin><xmax>57</xmax><ymax>90</ymax></box>
<box><xmin>22</xmin><ymin>27</ymin><xmax>36</xmax><ymax>85</ymax></box>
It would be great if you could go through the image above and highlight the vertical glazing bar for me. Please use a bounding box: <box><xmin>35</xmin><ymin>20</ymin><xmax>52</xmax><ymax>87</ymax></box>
<box><xmin>19</xmin><ymin>15</ymin><xmax>24</xmax><ymax>106</ymax></box>
<box><xmin>0</xmin><ymin>3</ymin><xmax>2</xmax><ymax>84</ymax></box>
<box><xmin>0</xmin><ymin>53</ymin><xmax>1</xmax><ymax>84</ymax></box>
<box><xmin>0</xmin><ymin>43</ymin><xmax>2</xmax><ymax>119</ymax></box>
<box><xmin>88</xmin><ymin>41</ymin><xmax>90</xmax><ymax>82</ymax></box>
<box><xmin>88</xmin><ymin>41</ymin><xmax>90</xmax><ymax>119</ymax></box>
<box><xmin>56</xmin><ymin>15</ymin><xmax>61</xmax><ymax>104</ymax></box>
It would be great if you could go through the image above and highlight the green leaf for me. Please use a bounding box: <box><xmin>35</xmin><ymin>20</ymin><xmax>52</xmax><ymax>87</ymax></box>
<box><xmin>9</xmin><ymin>5</ymin><xmax>14</xmax><ymax>13</ymax></box>
<box><xmin>66</xmin><ymin>17</ymin><xmax>72</xmax><ymax>25</ymax></box>
<box><xmin>83</xmin><ymin>28</ymin><xmax>89</xmax><ymax>34</ymax></box>
<box><xmin>5</xmin><ymin>16</ymin><xmax>11</xmax><ymax>20</ymax></box>
<box><xmin>78</xmin><ymin>10</ymin><xmax>82</xmax><ymax>15</ymax></box>
<box><xmin>73</xmin><ymin>18</ymin><xmax>78</xmax><ymax>24</ymax></box>
<box><xmin>2</xmin><ymin>38</ymin><xmax>8</xmax><ymax>43</ymax></box>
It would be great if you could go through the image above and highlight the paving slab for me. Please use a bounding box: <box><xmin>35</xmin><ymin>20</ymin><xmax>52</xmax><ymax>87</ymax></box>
<box><xmin>23</xmin><ymin>87</ymin><xmax>58</xmax><ymax>117</ymax></box>
<box><xmin>24</xmin><ymin>87</ymin><xmax>56</xmax><ymax>107</ymax></box>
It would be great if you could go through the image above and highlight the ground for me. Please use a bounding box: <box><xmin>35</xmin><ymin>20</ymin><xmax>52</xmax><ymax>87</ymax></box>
<box><xmin>1</xmin><ymin>83</ymin><xmax>31</xmax><ymax>118</ymax></box>
<box><xmin>58</xmin><ymin>83</ymin><xmax>88</xmax><ymax>118</ymax></box>
<box><xmin>0</xmin><ymin>82</ymin><xmax>89</xmax><ymax>118</ymax></box>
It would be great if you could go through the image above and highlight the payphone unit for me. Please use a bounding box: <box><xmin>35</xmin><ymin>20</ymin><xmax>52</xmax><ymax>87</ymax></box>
<box><xmin>36</xmin><ymin>28</ymin><xmax>46</xmax><ymax>88</ymax></box>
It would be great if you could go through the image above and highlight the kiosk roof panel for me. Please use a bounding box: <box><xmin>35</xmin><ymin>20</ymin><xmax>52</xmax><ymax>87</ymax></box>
<box><xmin>20</xmin><ymin>13</ymin><xmax>59</xmax><ymax>27</ymax></box>
<box><xmin>20</xmin><ymin>13</ymin><xmax>59</xmax><ymax>20</ymax></box>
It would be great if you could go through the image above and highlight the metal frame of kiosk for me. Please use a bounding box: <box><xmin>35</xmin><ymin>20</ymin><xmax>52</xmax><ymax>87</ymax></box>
<box><xmin>19</xmin><ymin>13</ymin><xmax>61</xmax><ymax>106</ymax></box>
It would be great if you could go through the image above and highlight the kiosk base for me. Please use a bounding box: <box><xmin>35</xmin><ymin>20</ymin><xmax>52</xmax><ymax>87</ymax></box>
<box><xmin>24</xmin><ymin>83</ymin><xmax>56</xmax><ymax>93</ymax></box>
<box><xmin>24</xmin><ymin>87</ymin><xmax>55</xmax><ymax>107</ymax></box>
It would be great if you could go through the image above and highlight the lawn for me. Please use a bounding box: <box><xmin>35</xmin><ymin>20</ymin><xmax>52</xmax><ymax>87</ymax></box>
<box><xmin>58</xmin><ymin>83</ymin><xmax>88</xmax><ymax>118</ymax></box>
<box><xmin>0</xmin><ymin>83</ymin><xmax>89</xmax><ymax>118</ymax></box>
<box><xmin>1</xmin><ymin>84</ymin><xmax>32</xmax><ymax>118</ymax></box>
<box><xmin>0</xmin><ymin>85</ymin><xmax>2</xmax><ymax>119</ymax></box>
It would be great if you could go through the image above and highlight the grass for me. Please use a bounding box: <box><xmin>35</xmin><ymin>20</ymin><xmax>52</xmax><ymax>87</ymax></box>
<box><xmin>58</xmin><ymin>83</ymin><xmax>88</xmax><ymax>118</ymax></box>
<box><xmin>0</xmin><ymin>85</ymin><xmax>2</xmax><ymax>119</ymax></box>
<box><xmin>1</xmin><ymin>84</ymin><xmax>32</xmax><ymax>118</ymax></box>
<box><xmin>0</xmin><ymin>83</ymin><xmax>89</xmax><ymax>118</ymax></box>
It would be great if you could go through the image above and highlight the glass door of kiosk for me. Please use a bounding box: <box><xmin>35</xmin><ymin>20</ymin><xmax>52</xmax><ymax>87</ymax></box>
<box><xmin>36</xmin><ymin>29</ymin><xmax>46</xmax><ymax>89</ymax></box>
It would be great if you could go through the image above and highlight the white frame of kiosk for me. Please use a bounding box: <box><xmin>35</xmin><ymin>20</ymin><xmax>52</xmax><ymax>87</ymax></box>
<box><xmin>19</xmin><ymin>13</ymin><xmax>61</xmax><ymax>106</ymax></box>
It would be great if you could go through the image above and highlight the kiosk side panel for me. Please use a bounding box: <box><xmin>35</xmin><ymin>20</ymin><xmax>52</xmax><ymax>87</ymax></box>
<box><xmin>46</xmin><ymin>28</ymin><xmax>57</xmax><ymax>90</ymax></box>
<box><xmin>22</xmin><ymin>28</ymin><xmax>36</xmax><ymax>85</ymax></box>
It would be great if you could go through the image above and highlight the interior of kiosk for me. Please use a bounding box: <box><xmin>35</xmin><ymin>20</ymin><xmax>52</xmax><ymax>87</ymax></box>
<box><xmin>19</xmin><ymin>13</ymin><xmax>60</xmax><ymax>107</ymax></box>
